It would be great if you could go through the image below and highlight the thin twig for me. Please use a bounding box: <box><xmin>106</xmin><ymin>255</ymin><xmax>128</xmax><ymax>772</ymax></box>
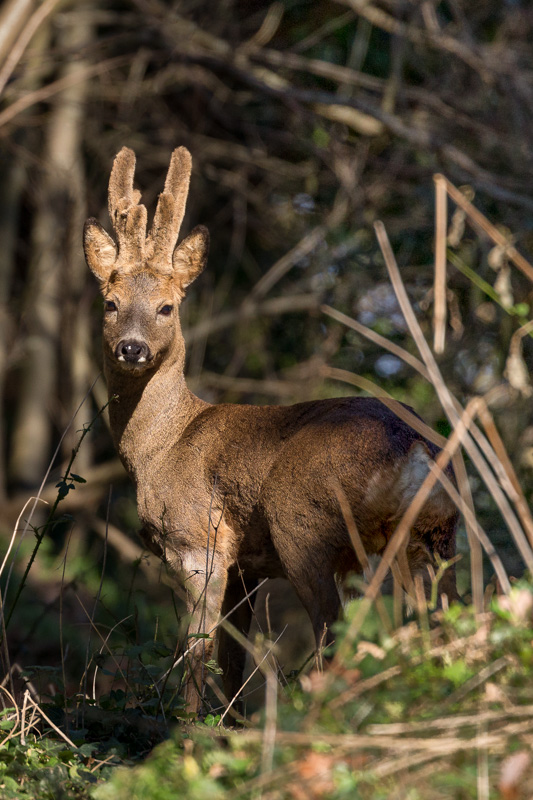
<box><xmin>157</xmin><ymin>578</ymin><xmax>269</xmax><ymax>686</ymax></box>
<box><xmin>218</xmin><ymin>627</ymin><xmax>287</xmax><ymax>725</ymax></box>
<box><xmin>0</xmin><ymin>0</ymin><xmax>62</xmax><ymax>96</ymax></box>
<box><xmin>25</xmin><ymin>690</ymin><xmax>78</xmax><ymax>749</ymax></box>
<box><xmin>0</xmin><ymin>56</ymin><xmax>131</xmax><ymax>130</ymax></box>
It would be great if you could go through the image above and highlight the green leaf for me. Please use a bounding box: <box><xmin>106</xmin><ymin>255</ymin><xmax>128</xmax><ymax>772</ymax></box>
<box><xmin>203</xmin><ymin>713</ymin><xmax>221</xmax><ymax>727</ymax></box>
<box><xmin>205</xmin><ymin>659</ymin><xmax>223</xmax><ymax>675</ymax></box>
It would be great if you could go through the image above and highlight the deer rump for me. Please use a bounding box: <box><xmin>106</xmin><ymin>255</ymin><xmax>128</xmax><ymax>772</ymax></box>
<box><xmin>84</xmin><ymin>146</ymin><xmax>458</xmax><ymax>715</ymax></box>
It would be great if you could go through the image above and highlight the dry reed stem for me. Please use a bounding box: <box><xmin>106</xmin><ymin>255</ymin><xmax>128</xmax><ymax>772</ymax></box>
<box><xmin>369</xmin><ymin>703</ymin><xmax>533</xmax><ymax>734</ymax></box>
<box><xmin>321</xmin><ymin>366</ymin><xmax>445</xmax><ymax>446</ymax></box>
<box><xmin>450</xmin><ymin>450</ymin><xmax>483</xmax><ymax>613</ymax></box>
<box><xmin>436</xmin><ymin>174</ymin><xmax>533</xmax><ymax>283</ymax></box>
<box><xmin>433</xmin><ymin>174</ymin><xmax>448</xmax><ymax>353</ymax></box>
<box><xmin>441</xmin><ymin>656</ymin><xmax>510</xmax><ymax>708</ymax></box>
<box><xmin>332</xmin><ymin>482</ymin><xmax>393</xmax><ymax>632</ymax></box>
<box><xmin>393</xmin><ymin>565</ymin><xmax>404</xmax><ymax>627</ymax></box>
<box><xmin>375</xmin><ymin>220</ymin><xmax>533</xmax><ymax>576</ymax></box>
<box><xmin>427</xmin><ymin>461</ymin><xmax>510</xmax><ymax>592</ymax></box>
<box><xmin>477</xmin><ymin>399</ymin><xmax>533</xmax><ymax>549</ymax></box>
<box><xmin>397</xmin><ymin>547</ymin><xmax>417</xmax><ymax>603</ymax></box>
<box><xmin>321</xmin><ymin>305</ymin><xmax>430</xmax><ymax>378</ymax></box>
<box><xmin>244</xmin><ymin>1</ymin><xmax>284</xmax><ymax>48</ymax></box>
<box><xmin>218</xmin><ymin>726</ymin><xmax>511</xmax><ymax>754</ymax></box>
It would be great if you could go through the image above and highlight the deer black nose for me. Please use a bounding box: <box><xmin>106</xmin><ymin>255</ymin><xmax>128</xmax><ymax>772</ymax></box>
<box><xmin>116</xmin><ymin>340</ymin><xmax>150</xmax><ymax>363</ymax></box>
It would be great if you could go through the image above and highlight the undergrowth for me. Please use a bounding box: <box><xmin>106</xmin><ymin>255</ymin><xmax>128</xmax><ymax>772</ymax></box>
<box><xmin>0</xmin><ymin>586</ymin><xmax>533</xmax><ymax>798</ymax></box>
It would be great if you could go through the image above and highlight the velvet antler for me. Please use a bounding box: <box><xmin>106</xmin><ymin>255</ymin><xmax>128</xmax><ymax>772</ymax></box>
<box><xmin>85</xmin><ymin>146</ymin><xmax>194</xmax><ymax>277</ymax></box>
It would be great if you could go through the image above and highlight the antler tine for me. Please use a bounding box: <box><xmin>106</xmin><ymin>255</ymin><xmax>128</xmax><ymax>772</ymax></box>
<box><xmin>108</xmin><ymin>146</ymin><xmax>147</xmax><ymax>269</ymax></box>
<box><xmin>108</xmin><ymin>147</ymin><xmax>136</xmax><ymax>222</ymax></box>
<box><xmin>148</xmin><ymin>147</ymin><xmax>192</xmax><ymax>267</ymax></box>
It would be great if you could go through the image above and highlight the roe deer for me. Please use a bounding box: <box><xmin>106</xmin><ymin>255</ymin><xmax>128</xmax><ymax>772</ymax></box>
<box><xmin>84</xmin><ymin>147</ymin><xmax>458</xmax><ymax>713</ymax></box>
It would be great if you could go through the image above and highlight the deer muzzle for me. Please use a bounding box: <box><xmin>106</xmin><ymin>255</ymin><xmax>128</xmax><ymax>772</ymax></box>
<box><xmin>115</xmin><ymin>339</ymin><xmax>151</xmax><ymax>364</ymax></box>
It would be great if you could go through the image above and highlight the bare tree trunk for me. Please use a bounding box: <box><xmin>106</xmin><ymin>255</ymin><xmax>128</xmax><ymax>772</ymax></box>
<box><xmin>9</xmin><ymin>8</ymin><xmax>92</xmax><ymax>488</ymax></box>
<box><xmin>0</xmin><ymin>160</ymin><xmax>26</xmax><ymax>501</ymax></box>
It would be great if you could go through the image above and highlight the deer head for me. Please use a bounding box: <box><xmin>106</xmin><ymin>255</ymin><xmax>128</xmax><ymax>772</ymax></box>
<box><xmin>84</xmin><ymin>147</ymin><xmax>209</xmax><ymax>374</ymax></box>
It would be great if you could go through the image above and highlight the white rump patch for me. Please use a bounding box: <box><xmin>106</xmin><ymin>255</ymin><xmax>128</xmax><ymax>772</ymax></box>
<box><xmin>396</xmin><ymin>441</ymin><xmax>448</xmax><ymax>511</ymax></box>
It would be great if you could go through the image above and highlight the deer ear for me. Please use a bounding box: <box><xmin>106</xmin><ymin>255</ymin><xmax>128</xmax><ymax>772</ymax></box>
<box><xmin>172</xmin><ymin>225</ymin><xmax>209</xmax><ymax>292</ymax></box>
<box><xmin>84</xmin><ymin>218</ymin><xmax>117</xmax><ymax>283</ymax></box>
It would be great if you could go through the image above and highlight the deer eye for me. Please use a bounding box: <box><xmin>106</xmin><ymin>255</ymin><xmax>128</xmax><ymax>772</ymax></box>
<box><xmin>158</xmin><ymin>304</ymin><xmax>173</xmax><ymax>316</ymax></box>
<box><xmin>104</xmin><ymin>300</ymin><xmax>117</xmax><ymax>312</ymax></box>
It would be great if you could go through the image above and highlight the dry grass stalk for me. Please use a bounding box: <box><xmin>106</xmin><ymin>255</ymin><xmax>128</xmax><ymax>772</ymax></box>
<box><xmin>23</xmin><ymin>689</ymin><xmax>78</xmax><ymax>749</ymax></box>
<box><xmin>374</xmin><ymin>220</ymin><xmax>533</xmax><ymax>577</ymax></box>
<box><xmin>427</xmin><ymin>461</ymin><xmax>510</xmax><ymax>593</ymax></box>
<box><xmin>369</xmin><ymin>703</ymin><xmax>533</xmax><ymax>735</ymax></box>
<box><xmin>333</xmin><ymin>403</ymin><xmax>471</xmax><ymax>667</ymax></box>
<box><xmin>332</xmin><ymin>482</ymin><xmax>393</xmax><ymax>633</ymax></box>
<box><xmin>321</xmin><ymin>305</ymin><xmax>430</xmax><ymax>378</ymax></box>
<box><xmin>433</xmin><ymin>174</ymin><xmax>448</xmax><ymax>354</ymax></box>
<box><xmin>261</xmin><ymin>660</ymin><xmax>278</xmax><ymax>775</ymax></box>
<box><xmin>436</xmin><ymin>174</ymin><xmax>533</xmax><ymax>283</ymax></box>
<box><xmin>450</xmin><ymin>449</ymin><xmax>483</xmax><ymax>614</ymax></box>
<box><xmin>476</xmin><ymin>399</ymin><xmax>533</xmax><ymax>549</ymax></box>
<box><xmin>218</xmin><ymin>627</ymin><xmax>286</xmax><ymax>725</ymax></box>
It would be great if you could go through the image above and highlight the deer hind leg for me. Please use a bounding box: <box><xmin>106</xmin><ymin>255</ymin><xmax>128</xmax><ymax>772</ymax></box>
<box><xmin>292</xmin><ymin>568</ymin><xmax>341</xmax><ymax>668</ymax></box>
<box><xmin>217</xmin><ymin>567</ymin><xmax>258</xmax><ymax>710</ymax></box>
<box><xmin>178</xmin><ymin>548</ymin><xmax>228</xmax><ymax>714</ymax></box>
<box><xmin>404</xmin><ymin>513</ymin><xmax>459</xmax><ymax>605</ymax></box>
<box><xmin>272</xmin><ymin>542</ymin><xmax>341</xmax><ymax>664</ymax></box>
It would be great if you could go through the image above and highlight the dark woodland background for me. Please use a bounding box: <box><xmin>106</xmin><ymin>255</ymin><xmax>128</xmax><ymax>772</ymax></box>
<box><xmin>1</xmin><ymin>0</ymin><xmax>533</xmax><ymax>689</ymax></box>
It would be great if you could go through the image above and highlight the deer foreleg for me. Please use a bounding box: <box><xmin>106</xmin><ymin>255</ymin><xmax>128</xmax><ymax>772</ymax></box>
<box><xmin>180</xmin><ymin>548</ymin><xmax>228</xmax><ymax>714</ymax></box>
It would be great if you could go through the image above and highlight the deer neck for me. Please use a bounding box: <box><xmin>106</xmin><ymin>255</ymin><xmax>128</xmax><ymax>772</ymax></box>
<box><xmin>104</xmin><ymin>356</ymin><xmax>208</xmax><ymax>482</ymax></box>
